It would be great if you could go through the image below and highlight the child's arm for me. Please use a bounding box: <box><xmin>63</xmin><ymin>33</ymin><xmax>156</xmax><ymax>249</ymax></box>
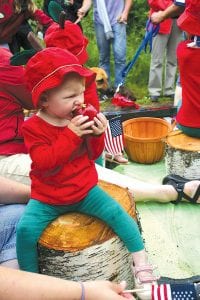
<box><xmin>22</xmin><ymin>115</ymin><xmax>96</xmax><ymax>170</ymax></box>
<box><xmin>32</xmin><ymin>8</ymin><xmax>53</xmax><ymax>28</ymax></box>
<box><xmin>86</xmin><ymin>133</ymin><xmax>105</xmax><ymax>160</ymax></box>
<box><xmin>22</xmin><ymin>119</ymin><xmax>84</xmax><ymax>170</ymax></box>
<box><xmin>0</xmin><ymin>266</ymin><xmax>134</xmax><ymax>300</ymax></box>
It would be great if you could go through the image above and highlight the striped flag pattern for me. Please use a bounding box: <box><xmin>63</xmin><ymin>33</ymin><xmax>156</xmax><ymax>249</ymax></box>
<box><xmin>152</xmin><ymin>283</ymin><xmax>197</xmax><ymax>300</ymax></box>
<box><xmin>105</xmin><ymin>115</ymin><xmax>124</xmax><ymax>155</ymax></box>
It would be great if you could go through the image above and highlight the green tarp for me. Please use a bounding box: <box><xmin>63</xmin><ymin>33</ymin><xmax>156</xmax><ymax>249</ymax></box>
<box><xmin>114</xmin><ymin>160</ymin><xmax>200</xmax><ymax>279</ymax></box>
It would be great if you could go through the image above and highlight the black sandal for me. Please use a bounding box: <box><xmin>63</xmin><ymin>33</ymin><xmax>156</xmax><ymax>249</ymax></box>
<box><xmin>162</xmin><ymin>174</ymin><xmax>200</xmax><ymax>204</ymax></box>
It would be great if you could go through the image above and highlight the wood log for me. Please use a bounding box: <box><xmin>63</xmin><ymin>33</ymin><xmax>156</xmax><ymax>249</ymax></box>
<box><xmin>38</xmin><ymin>180</ymin><xmax>137</xmax><ymax>288</ymax></box>
<box><xmin>165</xmin><ymin>131</ymin><xmax>200</xmax><ymax>179</ymax></box>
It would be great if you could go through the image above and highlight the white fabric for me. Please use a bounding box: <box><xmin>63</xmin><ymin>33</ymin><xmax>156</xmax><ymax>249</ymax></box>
<box><xmin>96</xmin><ymin>0</ymin><xmax>114</xmax><ymax>40</ymax></box>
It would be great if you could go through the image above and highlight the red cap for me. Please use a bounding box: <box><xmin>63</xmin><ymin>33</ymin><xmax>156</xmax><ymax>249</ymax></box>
<box><xmin>44</xmin><ymin>20</ymin><xmax>89</xmax><ymax>64</ymax></box>
<box><xmin>177</xmin><ymin>0</ymin><xmax>200</xmax><ymax>36</ymax></box>
<box><xmin>25</xmin><ymin>47</ymin><xmax>96</xmax><ymax>108</ymax></box>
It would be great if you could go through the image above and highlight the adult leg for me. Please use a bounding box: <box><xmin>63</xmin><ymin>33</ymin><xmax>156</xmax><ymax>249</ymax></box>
<box><xmin>0</xmin><ymin>154</ymin><xmax>31</xmax><ymax>185</ymax></box>
<box><xmin>94</xmin><ymin>22</ymin><xmax>111</xmax><ymax>83</ymax></box>
<box><xmin>0</xmin><ymin>204</ymin><xmax>26</xmax><ymax>269</ymax></box>
<box><xmin>112</xmin><ymin>23</ymin><xmax>126</xmax><ymax>87</ymax></box>
<box><xmin>96</xmin><ymin>164</ymin><xmax>200</xmax><ymax>203</ymax></box>
<box><xmin>1</xmin><ymin>259</ymin><xmax>19</xmax><ymax>269</ymax></box>
<box><xmin>148</xmin><ymin>33</ymin><xmax>168</xmax><ymax>97</ymax></box>
<box><xmin>164</xmin><ymin>20</ymin><xmax>182</xmax><ymax>96</ymax></box>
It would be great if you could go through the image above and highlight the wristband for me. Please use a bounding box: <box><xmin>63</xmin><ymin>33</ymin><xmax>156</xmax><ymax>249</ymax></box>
<box><xmin>79</xmin><ymin>282</ymin><xmax>85</xmax><ymax>300</ymax></box>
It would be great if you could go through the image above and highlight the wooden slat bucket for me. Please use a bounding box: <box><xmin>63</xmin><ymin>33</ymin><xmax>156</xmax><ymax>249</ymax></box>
<box><xmin>38</xmin><ymin>180</ymin><xmax>136</xmax><ymax>287</ymax></box>
<box><xmin>123</xmin><ymin>117</ymin><xmax>171</xmax><ymax>164</ymax></box>
<box><xmin>165</xmin><ymin>131</ymin><xmax>200</xmax><ymax>179</ymax></box>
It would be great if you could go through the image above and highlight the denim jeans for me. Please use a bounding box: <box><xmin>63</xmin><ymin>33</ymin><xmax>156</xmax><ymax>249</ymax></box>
<box><xmin>0</xmin><ymin>204</ymin><xmax>26</xmax><ymax>263</ymax></box>
<box><xmin>94</xmin><ymin>22</ymin><xmax>126</xmax><ymax>87</ymax></box>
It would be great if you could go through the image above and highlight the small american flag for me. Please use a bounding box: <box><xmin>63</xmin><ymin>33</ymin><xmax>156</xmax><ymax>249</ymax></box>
<box><xmin>152</xmin><ymin>283</ymin><xmax>197</xmax><ymax>300</ymax></box>
<box><xmin>105</xmin><ymin>115</ymin><xmax>124</xmax><ymax>155</ymax></box>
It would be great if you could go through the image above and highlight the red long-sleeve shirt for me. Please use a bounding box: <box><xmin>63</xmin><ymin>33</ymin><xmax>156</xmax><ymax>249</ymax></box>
<box><xmin>176</xmin><ymin>41</ymin><xmax>200</xmax><ymax>127</ymax></box>
<box><xmin>22</xmin><ymin>115</ymin><xmax>105</xmax><ymax>205</ymax></box>
<box><xmin>148</xmin><ymin>0</ymin><xmax>173</xmax><ymax>34</ymax></box>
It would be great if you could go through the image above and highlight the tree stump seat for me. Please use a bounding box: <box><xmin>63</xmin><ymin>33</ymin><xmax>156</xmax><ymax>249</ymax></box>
<box><xmin>38</xmin><ymin>180</ymin><xmax>136</xmax><ymax>288</ymax></box>
<box><xmin>165</xmin><ymin>131</ymin><xmax>200</xmax><ymax>179</ymax></box>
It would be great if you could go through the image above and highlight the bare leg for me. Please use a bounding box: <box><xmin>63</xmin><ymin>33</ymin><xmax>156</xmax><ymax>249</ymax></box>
<box><xmin>0</xmin><ymin>176</ymin><xmax>30</xmax><ymax>204</ymax></box>
<box><xmin>96</xmin><ymin>165</ymin><xmax>200</xmax><ymax>203</ymax></box>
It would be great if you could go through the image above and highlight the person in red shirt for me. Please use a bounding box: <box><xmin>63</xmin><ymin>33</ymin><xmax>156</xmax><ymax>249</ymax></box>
<box><xmin>0</xmin><ymin>47</ymin><xmax>33</xmax><ymax>159</ymax></box>
<box><xmin>16</xmin><ymin>47</ymin><xmax>157</xmax><ymax>300</ymax></box>
<box><xmin>0</xmin><ymin>0</ymin><xmax>53</xmax><ymax>52</ymax></box>
<box><xmin>175</xmin><ymin>0</ymin><xmax>200</xmax><ymax>137</ymax></box>
<box><xmin>147</xmin><ymin>0</ymin><xmax>182</xmax><ymax>102</ymax></box>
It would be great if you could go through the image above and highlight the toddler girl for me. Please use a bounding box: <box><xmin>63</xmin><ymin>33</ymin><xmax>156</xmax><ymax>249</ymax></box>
<box><xmin>16</xmin><ymin>47</ymin><xmax>157</xmax><ymax>300</ymax></box>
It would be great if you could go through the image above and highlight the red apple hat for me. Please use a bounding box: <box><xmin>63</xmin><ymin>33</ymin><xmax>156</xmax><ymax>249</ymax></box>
<box><xmin>44</xmin><ymin>20</ymin><xmax>89</xmax><ymax>65</ymax></box>
<box><xmin>177</xmin><ymin>0</ymin><xmax>200</xmax><ymax>36</ymax></box>
<box><xmin>25</xmin><ymin>47</ymin><xmax>96</xmax><ymax>108</ymax></box>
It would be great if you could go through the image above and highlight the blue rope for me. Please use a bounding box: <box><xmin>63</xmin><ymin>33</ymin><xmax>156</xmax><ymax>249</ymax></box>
<box><xmin>117</xmin><ymin>20</ymin><xmax>159</xmax><ymax>90</ymax></box>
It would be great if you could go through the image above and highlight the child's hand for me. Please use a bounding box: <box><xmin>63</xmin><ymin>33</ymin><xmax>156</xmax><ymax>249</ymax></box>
<box><xmin>91</xmin><ymin>113</ymin><xmax>108</xmax><ymax>136</ymax></box>
<box><xmin>68</xmin><ymin>115</ymin><xmax>94</xmax><ymax>137</ymax></box>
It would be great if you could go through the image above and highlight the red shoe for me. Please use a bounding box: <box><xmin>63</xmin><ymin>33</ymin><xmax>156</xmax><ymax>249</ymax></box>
<box><xmin>111</xmin><ymin>93</ymin><xmax>140</xmax><ymax>108</ymax></box>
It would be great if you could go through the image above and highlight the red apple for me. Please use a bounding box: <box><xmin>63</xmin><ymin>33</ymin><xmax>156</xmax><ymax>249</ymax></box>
<box><xmin>73</xmin><ymin>103</ymin><xmax>98</xmax><ymax>121</ymax></box>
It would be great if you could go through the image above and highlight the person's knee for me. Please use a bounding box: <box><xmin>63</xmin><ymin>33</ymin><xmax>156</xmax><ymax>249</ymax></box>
<box><xmin>107</xmin><ymin>201</ymin><xmax>125</xmax><ymax>223</ymax></box>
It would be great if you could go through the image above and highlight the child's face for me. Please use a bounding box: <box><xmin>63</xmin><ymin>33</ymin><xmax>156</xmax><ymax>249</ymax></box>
<box><xmin>42</xmin><ymin>73</ymin><xmax>85</xmax><ymax>120</ymax></box>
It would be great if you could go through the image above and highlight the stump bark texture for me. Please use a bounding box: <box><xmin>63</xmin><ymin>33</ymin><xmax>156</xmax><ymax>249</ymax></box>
<box><xmin>165</xmin><ymin>131</ymin><xmax>200</xmax><ymax>179</ymax></box>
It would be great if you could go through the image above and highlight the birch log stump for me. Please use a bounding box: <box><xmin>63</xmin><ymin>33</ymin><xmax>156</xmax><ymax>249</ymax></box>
<box><xmin>38</xmin><ymin>180</ymin><xmax>136</xmax><ymax>288</ymax></box>
<box><xmin>165</xmin><ymin>131</ymin><xmax>200</xmax><ymax>179</ymax></box>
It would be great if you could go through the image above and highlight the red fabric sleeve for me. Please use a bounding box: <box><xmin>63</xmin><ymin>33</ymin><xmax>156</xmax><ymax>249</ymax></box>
<box><xmin>0</xmin><ymin>65</ymin><xmax>33</xmax><ymax>109</ymax></box>
<box><xmin>148</xmin><ymin>0</ymin><xmax>173</xmax><ymax>34</ymax></box>
<box><xmin>85</xmin><ymin>133</ymin><xmax>105</xmax><ymax>160</ymax></box>
<box><xmin>33</xmin><ymin>9</ymin><xmax>53</xmax><ymax>26</ymax></box>
<box><xmin>22</xmin><ymin>118</ymin><xmax>83</xmax><ymax>171</ymax></box>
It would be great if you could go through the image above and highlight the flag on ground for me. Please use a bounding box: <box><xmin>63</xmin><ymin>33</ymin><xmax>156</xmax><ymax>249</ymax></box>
<box><xmin>105</xmin><ymin>115</ymin><xmax>124</xmax><ymax>155</ymax></box>
<box><xmin>152</xmin><ymin>283</ymin><xmax>197</xmax><ymax>300</ymax></box>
